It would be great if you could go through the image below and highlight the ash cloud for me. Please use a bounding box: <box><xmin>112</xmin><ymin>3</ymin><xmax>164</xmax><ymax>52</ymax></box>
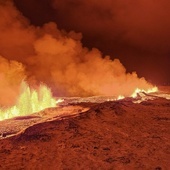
<box><xmin>0</xmin><ymin>1</ymin><xmax>154</xmax><ymax>106</ymax></box>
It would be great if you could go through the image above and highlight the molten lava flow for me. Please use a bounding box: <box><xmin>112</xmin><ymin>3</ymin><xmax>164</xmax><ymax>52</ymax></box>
<box><xmin>131</xmin><ymin>86</ymin><xmax>158</xmax><ymax>98</ymax></box>
<box><xmin>117</xmin><ymin>95</ymin><xmax>125</xmax><ymax>100</ymax></box>
<box><xmin>0</xmin><ymin>81</ymin><xmax>61</xmax><ymax>121</ymax></box>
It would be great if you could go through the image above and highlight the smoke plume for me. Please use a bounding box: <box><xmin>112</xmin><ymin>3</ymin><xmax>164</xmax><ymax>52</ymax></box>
<box><xmin>0</xmin><ymin>1</ymin><xmax>154</xmax><ymax>106</ymax></box>
<box><xmin>0</xmin><ymin>56</ymin><xmax>25</xmax><ymax>106</ymax></box>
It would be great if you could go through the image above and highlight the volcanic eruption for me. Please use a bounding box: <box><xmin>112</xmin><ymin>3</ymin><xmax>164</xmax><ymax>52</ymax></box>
<box><xmin>0</xmin><ymin>1</ymin><xmax>170</xmax><ymax>170</ymax></box>
<box><xmin>0</xmin><ymin>1</ymin><xmax>159</xmax><ymax>120</ymax></box>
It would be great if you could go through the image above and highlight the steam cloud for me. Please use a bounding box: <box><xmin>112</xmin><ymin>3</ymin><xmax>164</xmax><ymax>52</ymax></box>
<box><xmin>0</xmin><ymin>1</ymin><xmax>154</xmax><ymax>106</ymax></box>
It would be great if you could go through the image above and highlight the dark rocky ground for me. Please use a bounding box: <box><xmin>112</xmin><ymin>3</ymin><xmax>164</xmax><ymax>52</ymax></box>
<box><xmin>0</xmin><ymin>94</ymin><xmax>169</xmax><ymax>170</ymax></box>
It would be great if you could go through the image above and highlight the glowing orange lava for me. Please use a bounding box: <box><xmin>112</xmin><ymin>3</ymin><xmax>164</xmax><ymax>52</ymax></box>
<box><xmin>0</xmin><ymin>81</ymin><xmax>62</xmax><ymax>121</ymax></box>
<box><xmin>131</xmin><ymin>86</ymin><xmax>158</xmax><ymax>98</ymax></box>
<box><xmin>0</xmin><ymin>80</ymin><xmax>158</xmax><ymax>121</ymax></box>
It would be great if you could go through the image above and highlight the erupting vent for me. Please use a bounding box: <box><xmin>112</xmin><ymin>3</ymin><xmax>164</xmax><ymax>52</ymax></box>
<box><xmin>0</xmin><ymin>80</ymin><xmax>158</xmax><ymax>121</ymax></box>
<box><xmin>0</xmin><ymin>81</ymin><xmax>61</xmax><ymax>121</ymax></box>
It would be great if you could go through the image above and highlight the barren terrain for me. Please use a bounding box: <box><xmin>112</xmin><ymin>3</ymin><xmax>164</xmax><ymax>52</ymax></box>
<box><xmin>0</xmin><ymin>87</ymin><xmax>170</xmax><ymax>170</ymax></box>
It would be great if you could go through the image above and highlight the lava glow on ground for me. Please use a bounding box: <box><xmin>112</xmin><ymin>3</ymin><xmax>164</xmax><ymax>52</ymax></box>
<box><xmin>0</xmin><ymin>81</ymin><xmax>158</xmax><ymax>121</ymax></box>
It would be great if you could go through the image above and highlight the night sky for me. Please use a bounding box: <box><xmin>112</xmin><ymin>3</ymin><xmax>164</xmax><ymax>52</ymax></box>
<box><xmin>14</xmin><ymin>0</ymin><xmax>170</xmax><ymax>85</ymax></box>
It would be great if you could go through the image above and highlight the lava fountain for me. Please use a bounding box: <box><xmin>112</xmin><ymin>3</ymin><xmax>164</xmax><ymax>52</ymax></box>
<box><xmin>0</xmin><ymin>81</ymin><xmax>62</xmax><ymax>121</ymax></box>
<box><xmin>131</xmin><ymin>87</ymin><xmax>158</xmax><ymax>98</ymax></box>
<box><xmin>0</xmin><ymin>81</ymin><xmax>158</xmax><ymax>121</ymax></box>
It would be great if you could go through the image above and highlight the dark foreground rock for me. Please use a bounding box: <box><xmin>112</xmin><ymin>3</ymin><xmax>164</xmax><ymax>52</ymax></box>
<box><xmin>0</xmin><ymin>98</ymin><xmax>170</xmax><ymax>170</ymax></box>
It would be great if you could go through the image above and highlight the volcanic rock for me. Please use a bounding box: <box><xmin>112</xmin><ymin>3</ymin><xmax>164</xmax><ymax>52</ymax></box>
<box><xmin>0</xmin><ymin>93</ymin><xmax>170</xmax><ymax>169</ymax></box>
